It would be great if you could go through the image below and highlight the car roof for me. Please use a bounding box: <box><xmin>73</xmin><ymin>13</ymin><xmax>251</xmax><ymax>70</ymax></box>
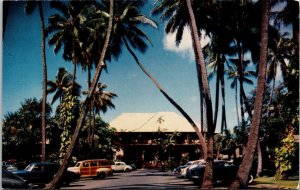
<box><xmin>78</xmin><ymin>159</ymin><xmax>109</xmax><ymax>163</ymax></box>
<box><xmin>29</xmin><ymin>162</ymin><xmax>58</xmax><ymax>165</ymax></box>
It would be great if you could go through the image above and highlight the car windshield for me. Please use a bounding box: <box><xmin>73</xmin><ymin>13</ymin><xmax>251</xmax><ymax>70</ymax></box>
<box><xmin>75</xmin><ymin>162</ymin><xmax>81</xmax><ymax>167</ymax></box>
<box><xmin>24</xmin><ymin>164</ymin><xmax>34</xmax><ymax>171</ymax></box>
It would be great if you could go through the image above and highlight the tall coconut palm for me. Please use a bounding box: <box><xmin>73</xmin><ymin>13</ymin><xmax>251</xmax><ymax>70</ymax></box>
<box><xmin>153</xmin><ymin>0</ymin><xmax>215</xmax><ymax>187</ymax></box>
<box><xmin>99</xmin><ymin>0</ymin><xmax>207</xmax><ymax>159</ymax></box>
<box><xmin>227</xmin><ymin>64</ymin><xmax>241</xmax><ymax>126</ymax></box>
<box><xmin>220</xmin><ymin>0</ymin><xmax>261</xmax><ymax>130</ymax></box>
<box><xmin>82</xmin><ymin>83</ymin><xmax>117</xmax><ymax>145</ymax></box>
<box><xmin>46</xmin><ymin>0</ymin><xmax>114</xmax><ymax>188</ymax></box>
<box><xmin>227</xmin><ymin>62</ymin><xmax>256</xmax><ymax>125</ymax></box>
<box><xmin>46</xmin><ymin>1</ymin><xmax>92</xmax><ymax>92</ymax></box>
<box><xmin>273</xmin><ymin>0</ymin><xmax>299</xmax><ymax>47</ymax></box>
<box><xmin>266</xmin><ymin>30</ymin><xmax>293</xmax><ymax>115</ymax></box>
<box><xmin>24</xmin><ymin>1</ymin><xmax>48</xmax><ymax>162</ymax></box>
<box><xmin>230</xmin><ymin>0</ymin><xmax>270</xmax><ymax>188</ymax></box>
<box><xmin>204</xmin><ymin>30</ymin><xmax>234</xmax><ymax>133</ymax></box>
<box><xmin>152</xmin><ymin>0</ymin><xmax>215</xmax><ymax>136</ymax></box>
<box><xmin>185</xmin><ymin>0</ymin><xmax>215</xmax><ymax>188</ymax></box>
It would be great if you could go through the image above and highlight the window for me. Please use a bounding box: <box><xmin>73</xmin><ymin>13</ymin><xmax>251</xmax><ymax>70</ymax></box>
<box><xmin>83</xmin><ymin>162</ymin><xmax>89</xmax><ymax>167</ymax></box>
<box><xmin>91</xmin><ymin>162</ymin><xmax>97</xmax><ymax>167</ymax></box>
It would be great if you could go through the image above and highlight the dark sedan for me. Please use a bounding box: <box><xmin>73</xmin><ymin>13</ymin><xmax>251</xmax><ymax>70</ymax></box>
<box><xmin>13</xmin><ymin>162</ymin><xmax>80</xmax><ymax>187</ymax></box>
<box><xmin>2</xmin><ymin>169</ymin><xmax>32</xmax><ymax>189</ymax></box>
<box><xmin>186</xmin><ymin>160</ymin><xmax>254</xmax><ymax>185</ymax></box>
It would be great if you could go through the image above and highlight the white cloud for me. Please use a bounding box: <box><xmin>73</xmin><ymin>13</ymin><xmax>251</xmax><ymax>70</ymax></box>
<box><xmin>163</xmin><ymin>26</ymin><xmax>210</xmax><ymax>62</ymax></box>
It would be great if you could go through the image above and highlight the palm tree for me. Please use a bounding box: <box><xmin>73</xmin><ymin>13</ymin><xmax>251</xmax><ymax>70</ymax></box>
<box><xmin>152</xmin><ymin>0</ymin><xmax>215</xmax><ymax>186</ymax></box>
<box><xmin>46</xmin><ymin>0</ymin><xmax>114</xmax><ymax>188</ymax></box>
<box><xmin>101</xmin><ymin>0</ymin><xmax>207</xmax><ymax>159</ymax></box>
<box><xmin>220</xmin><ymin>0</ymin><xmax>261</xmax><ymax>130</ymax></box>
<box><xmin>266</xmin><ymin>30</ymin><xmax>293</xmax><ymax>115</ymax></box>
<box><xmin>46</xmin><ymin>1</ymin><xmax>92</xmax><ymax>92</ymax></box>
<box><xmin>82</xmin><ymin>83</ymin><xmax>117</xmax><ymax>145</ymax></box>
<box><xmin>24</xmin><ymin>1</ymin><xmax>48</xmax><ymax>162</ymax></box>
<box><xmin>227</xmin><ymin>62</ymin><xmax>256</xmax><ymax>125</ymax></box>
<box><xmin>227</xmin><ymin>64</ymin><xmax>241</xmax><ymax>125</ymax></box>
<box><xmin>204</xmin><ymin>31</ymin><xmax>234</xmax><ymax>133</ymax></box>
<box><xmin>273</xmin><ymin>0</ymin><xmax>299</xmax><ymax>47</ymax></box>
<box><xmin>230</xmin><ymin>0</ymin><xmax>270</xmax><ymax>188</ymax></box>
<box><xmin>152</xmin><ymin>0</ymin><xmax>215</xmax><ymax>137</ymax></box>
<box><xmin>185</xmin><ymin>0</ymin><xmax>215</xmax><ymax>188</ymax></box>
<box><xmin>47</xmin><ymin>67</ymin><xmax>80</xmax><ymax>105</ymax></box>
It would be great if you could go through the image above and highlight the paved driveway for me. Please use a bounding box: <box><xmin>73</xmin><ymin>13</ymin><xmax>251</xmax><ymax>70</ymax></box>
<box><xmin>62</xmin><ymin>169</ymin><xmax>199</xmax><ymax>189</ymax></box>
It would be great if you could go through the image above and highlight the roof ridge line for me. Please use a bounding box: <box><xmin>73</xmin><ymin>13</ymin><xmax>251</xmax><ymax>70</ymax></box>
<box><xmin>130</xmin><ymin>112</ymin><xmax>159</xmax><ymax>132</ymax></box>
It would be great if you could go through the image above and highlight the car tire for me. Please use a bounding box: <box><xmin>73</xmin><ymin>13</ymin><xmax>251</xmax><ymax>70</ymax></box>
<box><xmin>98</xmin><ymin>172</ymin><xmax>106</xmax><ymax>179</ymax></box>
<box><xmin>125</xmin><ymin>168</ymin><xmax>129</xmax><ymax>172</ymax></box>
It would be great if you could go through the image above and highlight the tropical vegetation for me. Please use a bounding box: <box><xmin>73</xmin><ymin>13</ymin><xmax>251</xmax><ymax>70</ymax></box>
<box><xmin>2</xmin><ymin>0</ymin><xmax>298</xmax><ymax>189</ymax></box>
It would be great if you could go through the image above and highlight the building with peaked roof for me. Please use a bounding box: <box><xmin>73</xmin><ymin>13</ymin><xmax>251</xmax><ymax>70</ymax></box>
<box><xmin>110</xmin><ymin>112</ymin><xmax>200</xmax><ymax>133</ymax></box>
<box><xmin>110</xmin><ymin>112</ymin><xmax>204</xmax><ymax>168</ymax></box>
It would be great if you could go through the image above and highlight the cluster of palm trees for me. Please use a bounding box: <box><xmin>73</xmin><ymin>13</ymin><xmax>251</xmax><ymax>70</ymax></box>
<box><xmin>3</xmin><ymin>0</ymin><xmax>296</xmax><ymax>189</ymax></box>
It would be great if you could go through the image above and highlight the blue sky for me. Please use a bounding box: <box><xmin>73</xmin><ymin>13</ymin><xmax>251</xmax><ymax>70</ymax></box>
<box><xmin>2</xmin><ymin>1</ymin><xmax>265</xmax><ymax>133</ymax></box>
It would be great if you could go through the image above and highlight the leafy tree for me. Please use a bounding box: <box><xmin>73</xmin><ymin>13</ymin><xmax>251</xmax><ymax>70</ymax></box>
<box><xmin>56</xmin><ymin>88</ymin><xmax>80</xmax><ymax>163</ymax></box>
<box><xmin>274</xmin><ymin>126</ymin><xmax>296</xmax><ymax>180</ymax></box>
<box><xmin>75</xmin><ymin>116</ymin><xmax>119</xmax><ymax>161</ymax></box>
<box><xmin>2</xmin><ymin>98</ymin><xmax>52</xmax><ymax>162</ymax></box>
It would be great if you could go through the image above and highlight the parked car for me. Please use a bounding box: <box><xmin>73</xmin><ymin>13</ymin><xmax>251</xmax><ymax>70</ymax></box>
<box><xmin>112</xmin><ymin>161</ymin><xmax>133</xmax><ymax>172</ymax></box>
<box><xmin>186</xmin><ymin>160</ymin><xmax>254</xmax><ymax>185</ymax></box>
<box><xmin>3</xmin><ymin>162</ymin><xmax>18</xmax><ymax>171</ymax></box>
<box><xmin>178</xmin><ymin>160</ymin><xmax>205</xmax><ymax>178</ymax></box>
<box><xmin>173</xmin><ymin>160</ymin><xmax>202</xmax><ymax>177</ymax></box>
<box><xmin>2</xmin><ymin>169</ymin><xmax>32</xmax><ymax>189</ymax></box>
<box><xmin>68</xmin><ymin>159</ymin><xmax>112</xmax><ymax>179</ymax></box>
<box><xmin>13</xmin><ymin>162</ymin><xmax>80</xmax><ymax>187</ymax></box>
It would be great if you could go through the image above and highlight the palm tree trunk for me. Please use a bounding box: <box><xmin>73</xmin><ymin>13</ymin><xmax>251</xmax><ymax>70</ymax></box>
<box><xmin>38</xmin><ymin>2</ymin><xmax>47</xmax><ymax>163</ymax></box>
<box><xmin>186</xmin><ymin>0</ymin><xmax>214</xmax><ymax>188</ymax></box>
<box><xmin>122</xmin><ymin>37</ymin><xmax>207</xmax><ymax>159</ymax></box>
<box><xmin>230</xmin><ymin>0</ymin><xmax>269</xmax><ymax>188</ymax></box>
<box><xmin>196</xmin><ymin>60</ymin><xmax>206</xmax><ymax>136</ymax></box>
<box><xmin>200</xmin><ymin>79</ymin><xmax>205</xmax><ymax>135</ymax></box>
<box><xmin>71</xmin><ymin>60</ymin><xmax>77</xmax><ymax>92</ymax></box>
<box><xmin>241</xmin><ymin>86</ymin><xmax>253</xmax><ymax>118</ymax></box>
<box><xmin>221</xmin><ymin>68</ymin><xmax>227</xmax><ymax>132</ymax></box>
<box><xmin>257</xmin><ymin>141</ymin><xmax>262</xmax><ymax>176</ymax></box>
<box><xmin>235</xmin><ymin>82</ymin><xmax>240</xmax><ymax>125</ymax></box>
<box><xmin>266</xmin><ymin>77</ymin><xmax>275</xmax><ymax>116</ymax></box>
<box><xmin>213</xmin><ymin>66</ymin><xmax>220</xmax><ymax>129</ymax></box>
<box><xmin>238</xmin><ymin>46</ymin><xmax>246</xmax><ymax>129</ymax></box>
<box><xmin>45</xmin><ymin>0</ymin><xmax>113</xmax><ymax>188</ymax></box>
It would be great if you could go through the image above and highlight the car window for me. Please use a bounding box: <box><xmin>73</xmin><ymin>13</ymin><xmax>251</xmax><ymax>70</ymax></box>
<box><xmin>83</xmin><ymin>162</ymin><xmax>89</xmax><ymax>167</ymax></box>
<box><xmin>32</xmin><ymin>165</ymin><xmax>41</xmax><ymax>171</ymax></box>
<box><xmin>24</xmin><ymin>164</ymin><xmax>33</xmax><ymax>171</ymax></box>
<box><xmin>75</xmin><ymin>162</ymin><xmax>81</xmax><ymax>167</ymax></box>
<box><xmin>91</xmin><ymin>162</ymin><xmax>97</xmax><ymax>167</ymax></box>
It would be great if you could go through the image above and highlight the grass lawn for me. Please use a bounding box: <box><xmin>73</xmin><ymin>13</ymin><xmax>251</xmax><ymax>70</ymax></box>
<box><xmin>250</xmin><ymin>176</ymin><xmax>299</xmax><ymax>189</ymax></box>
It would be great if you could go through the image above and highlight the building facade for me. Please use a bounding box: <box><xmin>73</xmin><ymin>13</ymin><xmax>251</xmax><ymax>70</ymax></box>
<box><xmin>110</xmin><ymin>112</ymin><xmax>204</xmax><ymax>168</ymax></box>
